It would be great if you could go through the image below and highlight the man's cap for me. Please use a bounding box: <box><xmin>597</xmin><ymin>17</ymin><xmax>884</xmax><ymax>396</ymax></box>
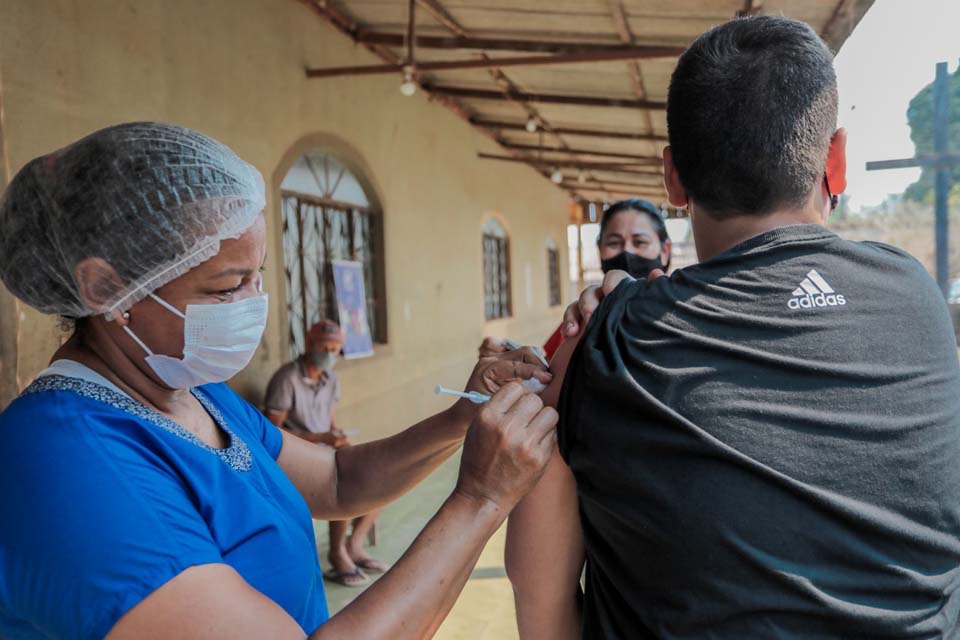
<box><xmin>308</xmin><ymin>320</ymin><xmax>344</xmax><ymax>345</ymax></box>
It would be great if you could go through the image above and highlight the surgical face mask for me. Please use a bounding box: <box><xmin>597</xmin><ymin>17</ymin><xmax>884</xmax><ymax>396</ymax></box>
<box><xmin>600</xmin><ymin>251</ymin><xmax>664</xmax><ymax>280</ymax></box>
<box><xmin>123</xmin><ymin>292</ymin><xmax>269</xmax><ymax>389</ymax></box>
<box><xmin>311</xmin><ymin>351</ymin><xmax>338</xmax><ymax>372</ymax></box>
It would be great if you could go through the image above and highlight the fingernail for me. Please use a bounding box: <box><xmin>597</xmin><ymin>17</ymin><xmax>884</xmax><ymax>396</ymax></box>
<box><xmin>564</xmin><ymin>322</ymin><xmax>575</xmax><ymax>335</ymax></box>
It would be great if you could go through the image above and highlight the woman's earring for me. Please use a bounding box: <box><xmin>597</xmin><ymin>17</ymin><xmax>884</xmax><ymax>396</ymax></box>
<box><xmin>122</xmin><ymin>312</ymin><xmax>130</xmax><ymax>320</ymax></box>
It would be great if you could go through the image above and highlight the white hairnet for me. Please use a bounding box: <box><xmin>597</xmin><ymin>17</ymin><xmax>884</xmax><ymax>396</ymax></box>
<box><xmin>0</xmin><ymin>122</ymin><xmax>265</xmax><ymax>318</ymax></box>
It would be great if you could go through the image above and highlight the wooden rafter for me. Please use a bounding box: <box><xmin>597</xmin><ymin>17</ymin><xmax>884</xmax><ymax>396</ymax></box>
<box><xmin>428</xmin><ymin>86</ymin><xmax>666</xmax><ymax>110</ymax></box>
<box><xmin>415</xmin><ymin>0</ymin><xmax>468</xmax><ymax>38</ymax></box>
<box><xmin>565</xmin><ymin>186</ymin><xmax>666</xmax><ymax>199</ymax></box>
<box><xmin>298</xmin><ymin>0</ymin><xmax>401</xmax><ymax>64</ymax></box>
<box><xmin>609</xmin><ymin>1</ymin><xmax>655</xmax><ymax>136</ymax></box>
<box><xmin>471</xmin><ymin>119</ymin><xmax>667</xmax><ymax>142</ymax></box>
<box><xmin>354</xmin><ymin>32</ymin><xmax>684</xmax><ymax>56</ymax></box>
<box><xmin>821</xmin><ymin>0</ymin><xmax>857</xmax><ymax>49</ymax></box>
<box><xmin>305</xmin><ymin>47</ymin><xmax>683</xmax><ymax>78</ymax></box>
<box><xmin>736</xmin><ymin>0</ymin><xmax>765</xmax><ymax>17</ymax></box>
<box><xmin>478</xmin><ymin>153</ymin><xmax>659</xmax><ymax>171</ymax></box>
<box><xmin>561</xmin><ymin>177</ymin><xmax>665</xmax><ymax>190</ymax></box>
<box><xmin>498</xmin><ymin>142</ymin><xmax>661</xmax><ymax>162</ymax></box>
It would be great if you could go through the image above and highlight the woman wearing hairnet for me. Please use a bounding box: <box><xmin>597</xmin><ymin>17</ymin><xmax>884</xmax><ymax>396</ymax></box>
<box><xmin>0</xmin><ymin>122</ymin><xmax>558</xmax><ymax>639</ymax></box>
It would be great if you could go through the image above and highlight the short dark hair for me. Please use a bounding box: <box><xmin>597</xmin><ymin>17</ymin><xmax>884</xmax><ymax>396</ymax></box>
<box><xmin>598</xmin><ymin>198</ymin><xmax>672</xmax><ymax>268</ymax></box>
<box><xmin>667</xmin><ymin>16</ymin><xmax>838</xmax><ymax>216</ymax></box>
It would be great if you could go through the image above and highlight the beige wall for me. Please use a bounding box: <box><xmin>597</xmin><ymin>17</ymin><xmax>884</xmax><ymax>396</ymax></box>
<box><xmin>0</xmin><ymin>0</ymin><xmax>571</xmax><ymax>439</ymax></box>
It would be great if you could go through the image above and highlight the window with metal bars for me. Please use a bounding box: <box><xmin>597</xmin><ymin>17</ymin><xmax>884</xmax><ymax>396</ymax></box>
<box><xmin>280</xmin><ymin>152</ymin><xmax>386</xmax><ymax>360</ymax></box>
<box><xmin>547</xmin><ymin>242</ymin><xmax>561</xmax><ymax>307</ymax></box>
<box><xmin>482</xmin><ymin>218</ymin><xmax>512</xmax><ymax>320</ymax></box>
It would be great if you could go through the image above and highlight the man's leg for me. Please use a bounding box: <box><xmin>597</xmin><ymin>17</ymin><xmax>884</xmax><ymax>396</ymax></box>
<box><xmin>347</xmin><ymin>510</ymin><xmax>387</xmax><ymax>572</ymax></box>
<box><xmin>327</xmin><ymin>520</ymin><xmax>366</xmax><ymax>586</ymax></box>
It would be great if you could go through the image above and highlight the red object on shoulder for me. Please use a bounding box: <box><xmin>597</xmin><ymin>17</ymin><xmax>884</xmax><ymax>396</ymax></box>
<box><xmin>543</xmin><ymin>324</ymin><xmax>564</xmax><ymax>361</ymax></box>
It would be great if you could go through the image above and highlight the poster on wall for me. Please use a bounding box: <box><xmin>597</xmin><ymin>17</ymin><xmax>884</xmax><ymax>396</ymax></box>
<box><xmin>332</xmin><ymin>260</ymin><xmax>374</xmax><ymax>359</ymax></box>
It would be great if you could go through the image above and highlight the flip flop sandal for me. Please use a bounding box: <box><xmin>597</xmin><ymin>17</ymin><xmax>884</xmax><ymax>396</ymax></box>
<box><xmin>323</xmin><ymin>567</ymin><xmax>368</xmax><ymax>587</ymax></box>
<box><xmin>354</xmin><ymin>558</ymin><xmax>389</xmax><ymax>574</ymax></box>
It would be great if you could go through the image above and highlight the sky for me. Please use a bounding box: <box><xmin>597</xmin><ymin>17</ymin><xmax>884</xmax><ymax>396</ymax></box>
<box><xmin>834</xmin><ymin>0</ymin><xmax>960</xmax><ymax>211</ymax></box>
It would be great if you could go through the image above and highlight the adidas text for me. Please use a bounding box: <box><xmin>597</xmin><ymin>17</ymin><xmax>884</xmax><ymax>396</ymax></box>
<box><xmin>787</xmin><ymin>293</ymin><xmax>846</xmax><ymax>310</ymax></box>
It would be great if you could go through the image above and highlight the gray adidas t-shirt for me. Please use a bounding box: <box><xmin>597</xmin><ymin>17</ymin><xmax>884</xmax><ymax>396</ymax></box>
<box><xmin>558</xmin><ymin>224</ymin><xmax>960</xmax><ymax>639</ymax></box>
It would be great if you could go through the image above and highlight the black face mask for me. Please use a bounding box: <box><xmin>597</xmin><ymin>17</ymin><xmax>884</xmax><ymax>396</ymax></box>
<box><xmin>600</xmin><ymin>251</ymin><xmax>664</xmax><ymax>280</ymax></box>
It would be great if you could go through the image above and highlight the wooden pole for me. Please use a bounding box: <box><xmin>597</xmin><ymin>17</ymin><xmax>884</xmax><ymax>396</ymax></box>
<box><xmin>934</xmin><ymin>61</ymin><xmax>951</xmax><ymax>294</ymax></box>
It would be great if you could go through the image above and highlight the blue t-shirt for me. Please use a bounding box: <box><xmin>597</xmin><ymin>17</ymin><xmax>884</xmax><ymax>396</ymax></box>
<box><xmin>0</xmin><ymin>376</ymin><xmax>329</xmax><ymax>639</ymax></box>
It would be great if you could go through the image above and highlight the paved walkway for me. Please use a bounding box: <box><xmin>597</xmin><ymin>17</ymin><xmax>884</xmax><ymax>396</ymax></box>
<box><xmin>315</xmin><ymin>452</ymin><xmax>520</xmax><ymax>639</ymax></box>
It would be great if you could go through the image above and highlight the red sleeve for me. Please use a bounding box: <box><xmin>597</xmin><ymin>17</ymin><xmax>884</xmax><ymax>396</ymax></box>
<box><xmin>543</xmin><ymin>324</ymin><xmax>564</xmax><ymax>361</ymax></box>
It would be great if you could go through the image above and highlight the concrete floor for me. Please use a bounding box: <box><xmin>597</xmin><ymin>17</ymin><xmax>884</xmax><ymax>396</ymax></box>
<box><xmin>315</xmin><ymin>451</ymin><xmax>520</xmax><ymax>640</ymax></box>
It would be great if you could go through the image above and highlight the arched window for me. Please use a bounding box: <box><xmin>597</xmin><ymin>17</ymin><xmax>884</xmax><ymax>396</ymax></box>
<box><xmin>546</xmin><ymin>238</ymin><xmax>561</xmax><ymax>307</ymax></box>
<box><xmin>280</xmin><ymin>151</ymin><xmax>386</xmax><ymax>360</ymax></box>
<box><xmin>482</xmin><ymin>217</ymin><xmax>512</xmax><ymax>320</ymax></box>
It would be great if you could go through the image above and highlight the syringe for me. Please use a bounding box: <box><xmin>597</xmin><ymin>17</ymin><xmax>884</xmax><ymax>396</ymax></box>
<box><xmin>434</xmin><ymin>385</ymin><xmax>491</xmax><ymax>404</ymax></box>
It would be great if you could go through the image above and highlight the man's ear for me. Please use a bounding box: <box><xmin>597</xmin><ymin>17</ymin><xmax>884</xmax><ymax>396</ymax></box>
<box><xmin>826</xmin><ymin>127</ymin><xmax>847</xmax><ymax>194</ymax></box>
<box><xmin>662</xmin><ymin>146</ymin><xmax>688</xmax><ymax>208</ymax></box>
<box><xmin>74</xmin><ymin>257</ymin><xmax>125</xmax><ymax>318</ymax></box>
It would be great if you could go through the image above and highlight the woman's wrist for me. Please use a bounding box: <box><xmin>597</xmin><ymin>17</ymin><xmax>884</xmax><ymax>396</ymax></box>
<box><xmin>445</xmin><ymin>398</ymin><xmax>479</xmax><ymax>432</ymax></box>
<box><xmin>446</xmin><ymin>488</ymin><xmax>508</xmax><ymax>530</ymax></box>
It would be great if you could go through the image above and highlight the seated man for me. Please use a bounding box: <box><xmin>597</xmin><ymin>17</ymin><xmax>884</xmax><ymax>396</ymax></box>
<box><xmin>507</xmin><ymin>15</ymin><xmax>960</xmax><ymax>640</ymax></box>
<box><xmin>265</xmin><ymin>320</ymin><xmax>384</xmax><ymax>587</ymax></box>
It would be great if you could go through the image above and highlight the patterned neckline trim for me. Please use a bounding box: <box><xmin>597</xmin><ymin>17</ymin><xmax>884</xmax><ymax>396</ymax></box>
<box><xmin>22</xmin><ymin>375</ymin><xmax>253</xmax><ymax>472</ymax></box>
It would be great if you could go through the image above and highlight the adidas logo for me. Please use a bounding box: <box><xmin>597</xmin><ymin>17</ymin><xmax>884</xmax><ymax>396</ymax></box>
<box><xmin>787</xmin><ymin>270</ymin><xmax>846</xmax><ymax>310</ymax></box>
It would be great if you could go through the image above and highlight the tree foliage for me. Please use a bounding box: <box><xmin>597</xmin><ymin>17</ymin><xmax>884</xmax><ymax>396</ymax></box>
<box><xmin>905</xmin><ymin>64</ymin><xmax>960</xmax><ymax>202</ymax></box>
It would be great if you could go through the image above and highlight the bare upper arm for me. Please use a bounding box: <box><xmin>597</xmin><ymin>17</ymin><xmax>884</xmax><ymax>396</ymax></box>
<box><xmin>506</xmin><ymin>447</ymin><xmax>583</xmax><ymax>587</ymax></box>
<box><xmin>505</xmin><ymin>336</ymin><xmax>585</xmax><ymax>639</ymax></box>
<box><xmin>275</xmin><ymin>429</ymin><xmax>341</xmax><ymax>518</ymax></box>
<box><xmin>506</xmin><ymin>336</ymin><xmax>584</xmax><ymax>581</ymax></box>
<box><xmin>105</xmin><ymin>564</ymin><xmax>306</xmax><ymax>640</ymax></box>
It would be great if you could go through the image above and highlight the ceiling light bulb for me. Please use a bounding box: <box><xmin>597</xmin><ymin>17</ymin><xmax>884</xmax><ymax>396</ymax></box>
<box><xmin>525</xmin><ymin>117</ymin><xmax>538</xmax><ymax>133</ymax></box>
<box><xmin>550</xmin><ymin>169</ymin><xmax>564</xmax><ymax>184</ymax></box>
<box><xmin>400</xmin><ymin>67</ymin><xmax>417</xmax><ymax>97</ymax></box>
